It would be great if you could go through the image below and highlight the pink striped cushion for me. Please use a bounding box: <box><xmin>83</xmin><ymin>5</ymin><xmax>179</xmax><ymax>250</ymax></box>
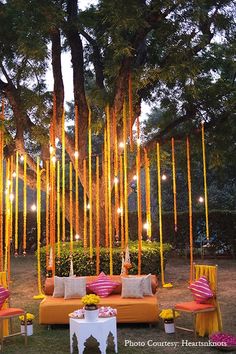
<box><xmin>189</xmin><ymin>276</ymin><xmax>213</xmax><ymax>303</ymax></box>
<box><xmin>0</xmin><ymin>286</ymin><xmax>10</xmax><ymax>309</ymax></box>
<box><xmin>87</xmin><ymin>272</ymin><xmax>119</xmax><ymax>298</ymax></box>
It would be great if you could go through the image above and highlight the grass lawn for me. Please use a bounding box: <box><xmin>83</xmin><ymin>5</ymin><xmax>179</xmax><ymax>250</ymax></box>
<box><xmin>2</xmin><ymin>255</ymin><xmax>236</xmax><ymax>353</ymax></box>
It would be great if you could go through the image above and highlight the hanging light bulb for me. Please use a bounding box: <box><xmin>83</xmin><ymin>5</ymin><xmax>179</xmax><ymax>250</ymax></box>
<box><xmin>12</xmin><ymin>171</ymin><xmax>16</xmax><ymax>178</ymax></box>
<box><xmin>114</xmin><ymin>176</ymin><xmax>119</xmax><ymax>184</ymax></box>
<box><xmin>198</xmin><ymin>196</ymin><xmax>204</xmax><ymax>203</ymax></box>
<box><xmin>9</xmin><ymin>193</ymin><xmax>14</xmax><ymax>202</ymax></box>
<box><xmin>7</xmin><ymin>180</ymin><xmax>11</xmax><ymax>187</ymax></box>
<box><xmin>31</xmin><ymin>203</ymin><xmax>37</xmax><ymax>212</ymax></box>
<box><xmin>119</xmin><ymin>142</ymin><xmax>125</xmax><ymax>149</ymax></box>
<box><xmin>74</xmin><ymin>151</ymin><xmax>79</xmax><ymax>159</ymax></box>
<box><xmin>55</xmin><ymin>137</ymin><xmax>59</xmax><ymax>146</ymax></box>
<box><xmin>137</xmin><ymin>138</ymin><xmax>141</xmax><ymax>146</ymax></box>
<box><xmin>87</xmin><ymin>203</ymin><xmax>90</xmax><ymax>210</ymax></box>
<box><xmin>143</xmin><ymin>222</ymin><xmax>149</xmax><ymax>230</ymax></box>
<box><xmin>20</xmin><ymin>155</ymin><xmax>24</xmax><ymax>162</ymax></box>
<box><xmin>117</xmin><ymin>207</ymin><xmax>123</xmax><ymax>214</ymax></box>
<box><xmin>51</xmin><ymin>156</ymin><xmax>56</xmax><ymax>164</ymax></box>
<box><xmin>75</xmin><ymin>234</ymin><xmax>80</xmax><ymax>241</ymax></box>
<box><xmin>161</xmin><ymin>174</ymin><xmax>167</xmax><ymax>181</ymax></box>
<box><xmin>49</xmin><ymin>146</ymin><xmax>54</xmax><ymax>154</ymax></box>
<box><xmin>133</xmin><ymin>175</ymin><xmax>137</xmax><ymax>181</ymax></box>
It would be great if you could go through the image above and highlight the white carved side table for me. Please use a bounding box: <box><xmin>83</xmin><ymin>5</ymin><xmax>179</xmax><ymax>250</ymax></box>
<box><xmin>69</xmin><ymin>316</ymin><xmax>118</xmax><ymax>354</ymax></box>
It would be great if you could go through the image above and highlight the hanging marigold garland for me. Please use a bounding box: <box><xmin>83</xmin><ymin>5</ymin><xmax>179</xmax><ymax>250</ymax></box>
<box><xmin>88</xmin><ymin>107</ymin><xmax>93</xmax><ymax>258</ymax></box>
<box><xmin>201</xmin><ymin>122</ymin><xmax>209</xmax><ymax>240</ymax></box>
<box><xmin>144</xmin><ymin>149</ymin><xmax>152</xmax><ymax>240</ymax></box>
<box><xmin>83</xmin><ymin>159</ymin><xmax>87</xmax><ymax>250</ymax></box>
<box><xmin>4</xmin><ymin>159</ymin><xmax>10</xmax><ymax>278</ymax></box>
<box><xmin>96</xmin><ymin>156</ymin><xmax>100</xmax><ymax>275</ymax></box>
<box><xmin>69</xmin><ymin>161</ymin><xmax>73</xmax><ymax>254</ymax></box>
<box><xmin>136</xmin><ymin>117</ymin><xmax>142</xmax><ymax>275</ymax></box>
<box><xmin>186</xmin><ymin>137</ymin><xmax>194</xmax><ymax>282</ymax></box>
<box><xmin>113</xmin><ymin>110</ymin><xmax>119</xmax><ymax>242</ymax></box>
<box><xmin>119</xmin><ymin>154</ymin><xmax>124</xmax><ymax>249</ymax></box>
<box><xmin>171</xmin><ymin>137</ymin><xmax>178</xmax><ymax>233</ymax></box>
<box><xmin>74</xmin><ymin>105</ymin><xmax>79</xmax><ymax>238</ymax></box>
<box><xmin>104</xmin><ymin>129</ymin><xmax>109</xmax><ymax>248</ymax></box>
<box><xmin>61</xmin><ymin>109</ymin><xmax>66</xmax><ymax>244</ymax></box>
<box><xmin>33</xmin><ymin>157</ymin><xmax>44</xmax><ymax>299</ymax></box>
<box><xmin>128</xmin><ymin>73</ymin><xmax>133</xmax><ymax>151</ymax></box>
<box><xmin>14</xmin><ymin>151</ymin><xmax>19</xmax><ymax>255</ymax></box>
<box><xmin>157</xmin><ymin>143</ymin><xmax>165</xmax><ymax>286</ymax></box>
<box><xmin>23</xmin><ymin>154</ymin><xmax>27</xmax><ymax>255</ymax></box>
<box><xmin>45</xmin><ymin>160</ymin><xmax>49</xmax><ymax>268</ymax></box>
<box><xmin>123</xmin><ymin>101</ymin><xmax>129</xmax><ymax>247</ymax></box>
<box><xmin>0</xmin><ymin>100</ymin><xmax>4</xmax><ymax>270</ymax></box>
<box><xmin>106</xmin><ymin>105</ymin><xmax>113</xmax><ymax>274</ymax></box>
<box><xmin>56</xmin><ymin>160</ymin><xmax>61</xmax><ymax>258</ymax></box>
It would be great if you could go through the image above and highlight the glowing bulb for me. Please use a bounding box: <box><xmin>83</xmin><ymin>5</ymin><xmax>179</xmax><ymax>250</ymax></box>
<box><xmin>9</xmin><ymin>193</ymin><xmax>14</xmax><ymax>202</ymax></box>
<box><xmin>20</xmin><ymin>155</ymin><xmax>24</xmax><ymax>162</ymax></box>
<box><xmin>31</xmin><ymin>204</ymin><xmax>37</xmax><ymax>212</ymax></box>
<box><xmin>51</xmin><ymin>156</ymin><xmax>56</xmax><ymax>164</ymax></box>
<box><xmin>114</xmin><ymin>176</ymin><xmax>119</xmax><ymax>184</ymax></box>
<box><xmin>198</xmin><ymin>196</ymin><xmax>204</xmax><ymax>203</ymax></box>
<box><xmin>7</xmin><ymin>180</ymin><xmax>11</xmax><ymax>187</ymax></box>
<box><xmin>49</xmin><ymin>146</ymin><xmax>54</xmax><ymax>154</ymax></box>
<box><xmin>161</xmin><ymin>174</ymin><xmax>167</xmax><ymax>181</ymax></box>
<box><xmin>12</xmin><ymin>171</ymin><xmax>16</xmax><ymax>178</ymax></box>
<box><xmin>75</xmin><ymin>234</ymin><xmax>80</xmax><ymax>241</ymax></box>
<box><xmin>137</xmin><ymin>138</ymin><xmax>141</xmax><ymax>146</ymax></box>
<box><xmin>143</xmin><ymin>222</ymin><xmax>149</xmax><ymax>230</ymax></box>
<box><xmin>87</xmin><ymin>203</ymin><xmax>90</xmax><ymax>210</ymax></box>
<box><xmin>117</xmin><ymin>207</ymin><xmax>123</xmax><ymax>214</ymax></box>
<box><xmin>55</xmin><ymin>137</ymin><xmax>59</xmax><ymax>145</ymax></box>
<box><xmin>74</xmin><ymin>151</ymin><xmax>79</xmax><ymax>159</ymax></box>
<box><xmin>119</xmin><ymin>142</ymin><xmax>125</xmax><ymax>149</ymax></box>
<box><xmin>133</xmin><ymin>175</ymin><xmax>137</xmax><ymax>181</ymax></box>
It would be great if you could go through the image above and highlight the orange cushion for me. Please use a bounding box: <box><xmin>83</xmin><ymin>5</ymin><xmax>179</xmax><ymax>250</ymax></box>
<box><xmin>175</xmin><ymin>301</ymin><xmax>215</xmax><ymax>312</ymax></box>
<box><xmin>0</xmin><ymin>308</ymin><xmax>25</xmax><ymax>317</ymax></box>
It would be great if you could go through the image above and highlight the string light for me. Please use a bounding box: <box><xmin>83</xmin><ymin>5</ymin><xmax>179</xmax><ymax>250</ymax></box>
<box><xmin>198</xmin><ymin>196</ymin><xmax>204</xmax><ymax>203</ymax></box>
<box><xmin>49</xmin><ymin>146</ymin><xmax>54</xmax><ymax>154</ymax></box>
<box><xmin>7</xmin><ymin>180</ymin><xmax>11</xmax><ymax>187</ymax></box>
<box><xmin>114</xmin><ymin>176</ymin><xmax>119</xmax><ymax>184</ymax></box>
<box><xmin>74</xmin><ymin>151</ymin><xmax>79</xmax><ymax>159</ymax></box>
<box><xmin>12</xmin><ymin>171</ymin><xmax>16</xmax><ymax>178</ymax></box>
<box><xmin>143</xmin><ymin>222</ymin><xmax>149</xmax><ymax>230</ymax></box>
<box><xmin>133</xmin><ymin>175</ymin><xmax>137</xmax><ymax>181</ymax></box>
<box><xmin>161</xmin><ymin>174</ymin><xmax>167</xmax><ymax>181</ymax></box>
<box><xmin>31</xmin><ymin>204</ymin><xmax>37</xmax><ymax>212</ymax></box>
<box><xmin>51</xmin><ymin>156</ymin><xmax>56</xmax><ymax>164</ymax></box>
<box><xmin>137</xmin><ymin>138</ymin><xmax>141</xmax><ymax>146</ymax></box>
<box><xmin>87</xmin><ymin>203</ymin><xmax>90</xmax><ymax>210</ymax></box>
<box><xmin>119</xmin><ymin>142</ymin><xmax>125</xmax><ymax>149</ymax></box>
<box><xmin>75</xmin><ymin>234</ymin><xmax>80</xmax><ymax>241</ymax></box>
<box><xmin>117</xmin><ymin>207</ymin><xmax>123</xmax><ymax>214</ymax></box>
<box><xmin>9</xmin><ymin>193</ymin><xmax>14</xmax><ymax>202</ymax></box>
<box><xmin>20</xmin><ymin>155</ymin><xmax>24</xmax><ymax>162</ymax></box>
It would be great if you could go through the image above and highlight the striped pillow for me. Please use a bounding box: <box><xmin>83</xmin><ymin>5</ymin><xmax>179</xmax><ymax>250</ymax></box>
<box><xmin>189</xmin><ymin>276</ymin><xmax>213</xmax><ymax>303</ymax></box>
<box><xmin>87</xmin><ymin>272</ymin><xmax>119</xmax><ymax>298</ymax></box>
<box><xmin>0</xmin><ymin>286</ymin><xmax>10</xmax><ymax>309</ymax></box>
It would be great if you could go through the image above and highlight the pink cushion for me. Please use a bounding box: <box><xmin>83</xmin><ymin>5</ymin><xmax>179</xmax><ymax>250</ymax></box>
<box><xmin>86</xmin><ymin>272</ymin><xmax>119</xmax><ymax>298</ymax></box>
<box><xmin>0</xmin><ymin>286</ymin><xmax>10</xmax><ymax>309</ymax></box>
<box><xmin>189</xmin><ymin>276</ymin><xmax>213</xmax><ymax>303</ymax></box>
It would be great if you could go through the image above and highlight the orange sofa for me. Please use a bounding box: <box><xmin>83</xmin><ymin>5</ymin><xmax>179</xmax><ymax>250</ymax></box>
<box><xmin>39</xmin><ymin>275</ymin><xmax>159</xmax><ymax>325</ymax></box>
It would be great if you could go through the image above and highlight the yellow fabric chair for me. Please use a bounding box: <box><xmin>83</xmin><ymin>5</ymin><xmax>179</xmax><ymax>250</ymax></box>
<box><xmin>173</xmin><ymin>264</ymin><xmax>222</xmax><ymax>337</ymax></box>
<box><xmin>0</xmin><ymin>272</ymin><xmax>27</xmax><ymax>351</ymax></box>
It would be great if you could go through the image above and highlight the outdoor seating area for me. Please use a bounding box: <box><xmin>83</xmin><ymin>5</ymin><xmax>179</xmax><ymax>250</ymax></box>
<box><xmin>0</xmin><ymin>0</ymin><xmax>235</xmax><ymax>353</ymax></box>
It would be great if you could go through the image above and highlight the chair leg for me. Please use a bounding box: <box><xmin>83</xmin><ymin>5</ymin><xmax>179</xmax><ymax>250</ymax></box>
<box><xmin>0</xmin><ymin>320</ymin><xmax>3</xmax><ymax>352</ymax></box>
<box><xmin>193</xmin><ymin>313</ymin><xmax>197</xmax><ymax>338</ymax></box>
<box><xmin>24</xmin><ymin>313</ymin><xmax>27</xmax><ymax>346</ymax></box>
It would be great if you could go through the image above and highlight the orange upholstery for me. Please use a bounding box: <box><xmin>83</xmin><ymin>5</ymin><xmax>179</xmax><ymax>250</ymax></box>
<box><xmin>39</xmin><ymin>293</ymin><xmax>159</xmax><ymax>324</ymax></box>
<box><xmin>175</xmin><ymin>301</ymin><xmax>215</xmax><ymax>312</ymax></box>
<box><xmin>0</xmin><ymin>308</ymin><xmax>25</xmax><ymax>317</ymax></box>
<box><xmin>40</xmin><ymin>275</ymin><xmax>159</xmax><ymax>325</ymax></box>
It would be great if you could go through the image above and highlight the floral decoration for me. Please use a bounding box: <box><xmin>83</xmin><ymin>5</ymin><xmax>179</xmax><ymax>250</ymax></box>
<box><xmin>159</xmin><ymin>309</ymin><xmax>180</xmax><ymax>320</ymax></box>
<box><xmin>19</xmin><ymin>313</ymin><xmax>35</xmax><ymax>324</ymax></box>
<box><xmin>209</xmin><ymin>332</ymin><xmax>236</xmax><ymax>348</ymax></box>
<box><xmin>81</xmin><ymin>294</ymin><xmax>100</xmax><ymax>306</ymax></box>
<box><xmin>163</xmin><ymin>283</ymin><xmax>173</xmax><ymax>288</ymax></box>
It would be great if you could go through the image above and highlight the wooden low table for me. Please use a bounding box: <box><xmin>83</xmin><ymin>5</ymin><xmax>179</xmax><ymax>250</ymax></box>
<box><xmin>69</xmin><ymin>316</ymin><xmax>118</xmax><ymax>354</ymax></box>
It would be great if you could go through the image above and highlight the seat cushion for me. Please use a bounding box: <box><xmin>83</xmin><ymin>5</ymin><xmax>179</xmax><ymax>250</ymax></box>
<box><xmin>175</xmin><ymin>301</ymin><xmax>215</xmax><ymax>312</ymax></box>
<box><xmin>0</xmin><ymin>308</ymin><xmax>25</xmax><ymax>317</ymax></box>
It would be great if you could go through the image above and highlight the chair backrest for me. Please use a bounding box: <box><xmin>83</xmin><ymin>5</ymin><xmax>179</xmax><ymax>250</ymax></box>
<box><xmin>0</xmin><ymin>272</ymin><xmax>8</xmax><ymax>288</ymax></box>
<box><xmin>194</xmin><ymin>264</ymin><xmax>218</xmax><ymax>295</ymax></box>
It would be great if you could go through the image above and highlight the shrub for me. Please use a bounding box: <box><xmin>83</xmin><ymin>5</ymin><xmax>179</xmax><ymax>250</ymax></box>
<box><xmin>39</xmin><ymin>241</ymin><xmax>172</xmax><ymax>277</ymax></box>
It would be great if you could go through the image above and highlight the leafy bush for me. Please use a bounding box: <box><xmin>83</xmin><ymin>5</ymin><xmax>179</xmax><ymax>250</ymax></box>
<box><xmin>39</xmin><ymin>241</ymin><xmax>172</xmax><ymax>276</ymax></box>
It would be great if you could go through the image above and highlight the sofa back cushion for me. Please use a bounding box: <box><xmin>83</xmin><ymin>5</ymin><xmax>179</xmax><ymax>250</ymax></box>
<box><xmin>44</xmin><ymin>274</ymin><xmax>158</xmax><ymax>296</ymax></box>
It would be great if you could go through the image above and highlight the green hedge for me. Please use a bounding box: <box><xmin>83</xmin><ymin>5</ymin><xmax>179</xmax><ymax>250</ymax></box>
<box><xmin>39</xmin><ymin>241</ymin><xmax>172</xmax><ymax>277</ymax></box>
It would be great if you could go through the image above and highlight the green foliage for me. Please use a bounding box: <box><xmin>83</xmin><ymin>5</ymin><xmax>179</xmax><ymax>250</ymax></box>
<box><xmin>39</xmin><ymin>241</ymin><xmax>172</xmax><ymax>276</ymax></box>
